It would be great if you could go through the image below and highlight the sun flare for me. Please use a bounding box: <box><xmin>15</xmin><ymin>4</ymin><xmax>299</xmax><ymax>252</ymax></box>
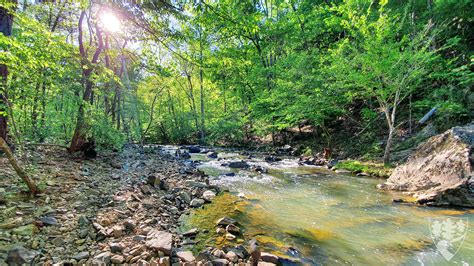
<box><xmin>100</xmin><ymin>12</ymin><xmax>121</xmax><ymax>33</ymax></box>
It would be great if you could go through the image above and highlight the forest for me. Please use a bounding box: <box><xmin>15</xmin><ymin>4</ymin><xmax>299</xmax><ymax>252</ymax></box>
<box><xmin>0</xmin><ymin>0</ymin><xmax>473</xmax><ymax>265</ymax></box>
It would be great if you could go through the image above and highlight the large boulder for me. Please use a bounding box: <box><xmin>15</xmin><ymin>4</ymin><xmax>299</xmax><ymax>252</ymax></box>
<box><xmin>378</xmin><ymin>123</ymin><xmax>474</xmax><ymax>207</ymax></box>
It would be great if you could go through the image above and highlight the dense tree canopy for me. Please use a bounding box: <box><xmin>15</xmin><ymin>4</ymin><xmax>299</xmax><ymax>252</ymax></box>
<box><xmin>0</xmin><ymin>0</ymin><xmax>472</xmax><ymax>161</ymax></box>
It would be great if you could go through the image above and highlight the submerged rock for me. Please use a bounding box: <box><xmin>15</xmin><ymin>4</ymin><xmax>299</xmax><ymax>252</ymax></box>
<box><xmin>188</xmin><ymin>146</ymin><xmax>201</xmax><ymax>153</ymax></box>
<box><xmin>228</xmin><ymin>161</ymin><xmax>250</xmax><ymax>169</ymax></box>
<box><xmin>264</xmin><ymin>156</ymin><xmax>281</xmax><ymax>162</ymax></box>
<box><xmin>208</xmin><ymin>152</ymin><xmax>218</xmax><ymax>159</ymax></box>
<box><xmin>378</xmin><ymin>123</ymin><xmax>474</xmax><ymax>207</ymax></box>
<box><xmin>216</xmin><ymin>217</ymin><xmax>236</xmax><ymax>226</ymax></box>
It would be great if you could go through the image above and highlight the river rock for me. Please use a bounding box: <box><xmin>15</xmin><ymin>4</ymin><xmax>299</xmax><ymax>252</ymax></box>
<box><xmin>226</xmin><ymin>224</ymin><xmax>240</xmax><ymax>235</ymax></box>
<box><xmin>179</xmin><ymin>191</ymin><xmax>192</xmax><ymax>203</ymax></box>
<box><xmin>249</xmin><ymin>239</ymin><xmax>261</xmax><ymax>265</ymax></box>
<box><xmin>378</xmin><ymin>123</ymin><xmax>474</xmax><ymax>207</ymax></box>
<box><xmin>208</xmin><ymin>152</ymin><xmax>218</xmax><ymax>159</ymax></box>
<box><xmin>111</xmin><ymin>254</ymin><xmax>125</xmax><ymax>264</ymax></box>
<box><xmin>225</xmin><ymin>251</ymin><xmax>239</xmax><ymax>262</ymax></box>
<box><xmin>261</xmin><ymin>252</ymin><xmax>279</xmax><ymax>264</ymax></box>
<box><xmin>188</xmin><ymin>146</ymin><xmax>201</xmax><ymax>153</ymax></box>
<box><xmin>225</xmin><ymin>233</ymin><xmax>236</xmax><ymax>240</ymax></box>
<box><xmin>182</xmin><ymin>228</ymin><xmax>199</xmax><ymax>237</ymax></box>
<box><xmin>212</xmin><ymin>258</ymin><xmax>229</xmax><ymax>266</ymax></box>
<box><xmin>202</xmin><ymin>190</ymin><xmax>216</xmax><ymax>202</ymax></box>
<box><xmin>264</xmin><ymin>156</ymin><xmax>281</xmax><ymax>162</ymax></box>
<box><xmin>6</xmin><ymin>246</ymin><xmax>39</xmax><ymax>265</ymax></box>
<box><xmin>177</xmin><ymin>251</ymin><xmax>195</xmax><ymax>262</ymax></box>
<box><xmin>40</xmin><ymin>216</ymin><xmax>58</xmax><ymax>226</ymax></box>
<box><xmin>72</xmin><ymin>251</ymin><xmax>89</xmax><ymax>261</ymax></box>
<box><xmin>94</xmin><ymin>251</ymin><xmax>112</xmax><ymax>264</ymax></box>
<box><xmin>110</xmin><ymin>242</ymin><xmax>124</xmax><ymax>253</ymax></box>
<box><xmin>228</xmin><ymin>161</ymin><xmax>250</xmax><ymax>169</ymax></box>
<box><xmin>216</xmin><ymin>217</ymin><xmax>236</xmax><ymax>226</ymax></box>
<box><xmin>146</xmin><ymin>229</ymin><xmax>173</xmax><ymax>255</ymax></box>
<box><xmin>190</xmin><ymin>198</ymin><xmax>205</xmax><ymax>208</ymax></box>
<box><xmin>185</xmin><ymin>180</ymin><xmax>208</xmax><ymax>188</ymax></box>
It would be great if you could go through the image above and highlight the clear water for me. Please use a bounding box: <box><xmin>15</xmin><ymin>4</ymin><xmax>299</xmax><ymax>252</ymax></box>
<box><xmin>172</xmin><ymin>147</ymin><xmax>474</xmax><ymax>265</ymax></box>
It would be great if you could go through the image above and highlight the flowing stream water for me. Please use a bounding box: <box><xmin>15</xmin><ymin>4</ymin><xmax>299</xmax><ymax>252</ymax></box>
<box><xmin>167</xmin><ymin>147</ymin><xmax>474</xmax><ymax>265</ymax></box>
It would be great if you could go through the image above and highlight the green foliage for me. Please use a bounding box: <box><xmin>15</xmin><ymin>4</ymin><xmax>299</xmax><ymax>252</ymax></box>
<box><xmin>1</xmin><ymin>0</ymin><xmax>472</xmax><ymax>157</ymax></box>
<box><xmin>334</xmin><ymin>160</ymin><xmax>393</xmax><ymax>178</ymax></box>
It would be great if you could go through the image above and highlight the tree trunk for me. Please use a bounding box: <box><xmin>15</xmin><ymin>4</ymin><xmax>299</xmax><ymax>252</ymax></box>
<box><xmin>383</xmin><ymin>125</ymin><xmax>394</xmax><ymax>165</ymax></box>
<box><xmin>199</xmin><ymin>16</ymin><xmax>205</xmax><ymax>144</ymax></box>
<box><xmin>69</xmin><ymin>10</ymin><xmax>103</xmax><ymax>153</ymax></box>
<box><xmin>0</xmin><ymin>2</ymin><xmax>15</xmax><ymax>143</ymax></box>
<box><xmin>69</xmin><ymin>79</ymin><xmax>93</xmax><ymax>152</ymax></box>
<box><xmin>0</xmin><ymin>137</ymin><xmax>38</xmax><ymax>195</ymax></box>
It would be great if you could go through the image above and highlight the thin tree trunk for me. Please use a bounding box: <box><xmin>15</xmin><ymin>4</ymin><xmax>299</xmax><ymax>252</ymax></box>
<box><xmin>0</xmin><ymin>137</ymin><xmax>38</xmax><ymax>195</ymax></box>
<box><xmin>199</xmin><ymin>7</ymin><xmax>205</xmax><ymax>144</ymax></box>
<box><xmin>383</xmin><ymin>125</ymin><xmax>394</xmax><ymax>164</ymax></box>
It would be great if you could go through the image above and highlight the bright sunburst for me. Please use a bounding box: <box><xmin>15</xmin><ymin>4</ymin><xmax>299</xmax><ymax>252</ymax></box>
<box><xmin>100</xmin><ymin>12</ymin><xmax>121</xmax><ymax>33</ymax></box>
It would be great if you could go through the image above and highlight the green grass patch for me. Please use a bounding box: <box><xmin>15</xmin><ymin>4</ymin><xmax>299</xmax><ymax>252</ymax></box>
<box><xmin>334</xmin><ymin>160</ymin><xmax>393</xmax><ymax>178</ymax></box>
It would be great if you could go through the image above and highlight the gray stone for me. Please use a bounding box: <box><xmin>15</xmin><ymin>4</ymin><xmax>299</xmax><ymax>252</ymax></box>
<box><xmin>145</xmin><ymin>229</ymin><xmax>173</xmax><ymax>255</ymax></box>
<box><xmin>72</xmin><ymin>251</ymin><xmax>89</xmax><ymax>260</ymax></box>
<box><xmin>190</xmin><ymin>198</ymin><xmax>205</xmax><ymax>208</ymax></box>
<box><xmin>93</xmin><ymin>251</ymin><xmax>112</xmax><ymax>264</ymax></box>
<box><xmin>185</xmin><ymin>180</ymin><xmax>208</xmax><ymax>188</ymax></box>
<box><xmin>111</xmin><ymin>254</ymin><xmax>125</xmax><ymax>264</ymax></box>
<box><xmin>110</xmin><ymin>242</ymin><xmax>124</xmax><ymax>253</ymax></box>
<box><xmin>182</xmin><ymin>228</ymin><xmax>199</xmax><ymax>237</ymax></box>
<box><xmin>78</xmin><ymin>216</ymin><xmax>89</xmax><ymax>226</ymax></box>
<box><xmin>176</xmin><ymin>251</ymin><xmax>195</xmax><ymax>262</ymax></box>
<box><xmin>179</xmin><ymin>191</ymin><xmax>192</xmax><ymax>204</ymax></box>
<box><xmin>212</xmin><ymin>258</ymin><xmax>229</xmax><ymax>266</ymax></box>
<box><xmin>225</xmin><ymin>251</ymin><xmax>238</xmax><ymax>263</ymax></box>
<box><xmin>133</xmin><ymin>235</ymin><xmax>146</xmax><ymax>242</ymax></box>
<box><xmin>216</xmin><ymin>217</ymin><xmax>236</xmax><ymax>226</ymax></box>
<box><xmin>40</xmin><ymin>216</ymin><xmax>58</xmax><ymax>226</ymax></box>
<box><xmin>228</xmin><ymin>161</ymin><xmax>249</xmax><ymax>169</ymax></box>
<box><xmin>78</xmin><ymin>229</ymin><xmax>89</xmax><ymax>239</ymax></box>
<box><xmin>6</xmin><ymin>246</ymin><xmax>39</xmax><ymax>265</ymax></box>
<box><xmin>202</xmin><ymin>190</ymin><xmax>216</xmax><ymax>202</ymax></box>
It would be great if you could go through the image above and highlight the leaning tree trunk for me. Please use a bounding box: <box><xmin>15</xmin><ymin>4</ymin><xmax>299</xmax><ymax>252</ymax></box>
<box><xmin>0</xmin><ymin>137</ymin><xmax>38</xmax><ymax>195</ymax></box>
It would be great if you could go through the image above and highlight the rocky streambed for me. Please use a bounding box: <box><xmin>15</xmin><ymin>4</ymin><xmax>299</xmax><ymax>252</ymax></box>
<box><xmin>0</xmin><ymin>145</ymin><xmax>277</xmax><ymax>265</ymax></box>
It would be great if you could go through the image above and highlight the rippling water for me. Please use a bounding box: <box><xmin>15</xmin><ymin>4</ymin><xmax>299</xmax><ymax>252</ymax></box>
<box><xmin>167</xmin><ymin>146</ymin><xmax>474</xmax><ymax>265</ymax></box>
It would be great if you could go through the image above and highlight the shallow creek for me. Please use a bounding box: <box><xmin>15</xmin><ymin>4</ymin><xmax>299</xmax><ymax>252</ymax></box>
<box><xmin>166</xmin><ymin>147</ymin><xmax>474</xmax><ymax>265</ymax></box>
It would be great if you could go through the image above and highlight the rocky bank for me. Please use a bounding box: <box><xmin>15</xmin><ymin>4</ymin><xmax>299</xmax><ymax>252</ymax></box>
<box><xmin>378</xmin><ymin>123</ymin><xmax>474</xmax><ymax>207</ymax></box>
<box><xmin>0</xmin><ymin>145</ymin><xmax>281</xmax><ymax>265</ymax></box>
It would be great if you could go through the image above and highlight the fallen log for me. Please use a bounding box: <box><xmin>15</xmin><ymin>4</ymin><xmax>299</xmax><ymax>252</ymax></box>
<box><xmin>0</xmin><ymin>137</ymin><xmax>38</xmax><ymax>196</ymax></box>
